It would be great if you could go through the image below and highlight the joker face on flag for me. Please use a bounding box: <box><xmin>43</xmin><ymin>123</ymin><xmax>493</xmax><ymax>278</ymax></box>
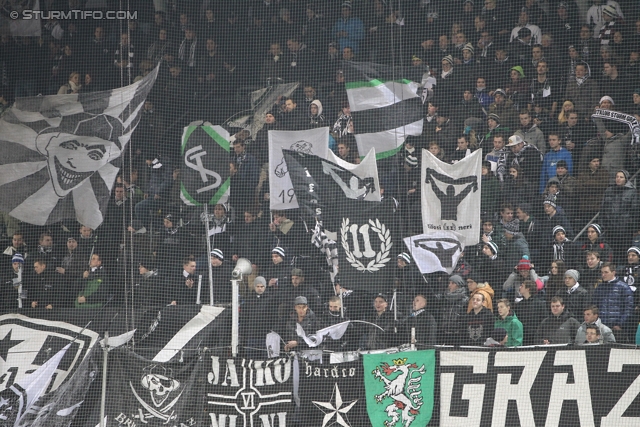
<box><xmin>35</xmin><ymin>114</ymin><xmax>124</xmax><ymax>198</ymax></box>
<box><xmin>0</xmin><ymin>66</ymin><xmax>157</xmax><ymax>229</ymax></box>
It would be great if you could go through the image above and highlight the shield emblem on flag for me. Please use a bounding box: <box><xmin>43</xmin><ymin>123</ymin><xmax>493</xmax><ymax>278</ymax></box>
<box><xmin>180</xmin><ymin>125</ymin><xmax>230</xmax><ymax>206</ymax></box>
<box><xmin>363</xmin><ymin>350</ymin><xmax>435</xmax><ymax>427</ymax></box>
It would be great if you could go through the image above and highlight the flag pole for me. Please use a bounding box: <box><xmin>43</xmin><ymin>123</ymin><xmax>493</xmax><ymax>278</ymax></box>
<box><xmin>100</xmin><ymin>331</ymin><xmax>108</xmax><ymax>427</ymax></box>
<box><xmin>204</xmin><ymin>204</ymin><xmax>214</xmax><ymax>305</ymax></box>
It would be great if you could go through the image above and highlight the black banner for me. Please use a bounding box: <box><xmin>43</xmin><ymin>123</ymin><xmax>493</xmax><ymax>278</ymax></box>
<box><xmin>203</xmin><ymin>356</ymin><xmax>294</xmax><ymax>427</ymax></box>
<box><xmin>5</xmin><ymin>311</ymin><xmax>640</xmax><ymax>427</ymax></box>
<box><xmin>102</xmin><ymin>348</ymin><xmax>204</xmax><ymax>427</ymax></box>
<box><xmin>283</xmin><ymin>150</ymin><xmax>396</xmax><ymax>292</ymax></box>
<box><xmin>297</xmin><ymin>356</ymin><xmax>368</xmax><ymax>427</ymax></box>
<box><xmin>438</xmin><ymin>345</ymin><xmax>640</xmax><ymax>427</ymax></box>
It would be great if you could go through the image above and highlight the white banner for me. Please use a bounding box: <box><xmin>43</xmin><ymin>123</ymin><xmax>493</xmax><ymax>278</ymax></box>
<box><xmin>326</xmin><ymin>148</ymin><xmax>382</xmax><ymax>202</ymax></box>
<box><xmin>421</xmin><ymin>149</ymin><xmax>481</xmax><ymax>246</ymax></box>
<box><xmin>403</xmin><ymin>231</ymin><xmax>465</xmax><ymax>274</ymax></box>
<box><xmin>268</xmin><ymin>127</ymin><xmax>329</xmax><ymax>209</ymax></box>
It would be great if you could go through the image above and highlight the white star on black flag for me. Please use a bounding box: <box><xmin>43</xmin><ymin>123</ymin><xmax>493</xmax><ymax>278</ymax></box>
<box><xmin>312</xmin><ymin>383</ymin><xmax>358</xmax><ymax>427</ymax></box>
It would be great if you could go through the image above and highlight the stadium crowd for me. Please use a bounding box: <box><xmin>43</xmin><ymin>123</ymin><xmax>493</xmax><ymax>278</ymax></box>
<box><xmin>1</xmin><ymin>0</ymin><xmax>640</xmax><ymax>354</ymax></box>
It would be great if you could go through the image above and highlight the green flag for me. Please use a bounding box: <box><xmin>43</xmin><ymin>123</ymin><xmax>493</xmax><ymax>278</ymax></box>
<box><xmin>180</xmin><ymin>125</ymin><xmax>230</xmax><ymax>206</ymax></box>
<box><xmin>363</xmin><ymin>350</ymin><xmax>435</xmax><ymax>426</ymax></box>
<box><xmin>342</xmin><ymin>61</ymin><xmax>424</xmax><ymax>160</ymax></box>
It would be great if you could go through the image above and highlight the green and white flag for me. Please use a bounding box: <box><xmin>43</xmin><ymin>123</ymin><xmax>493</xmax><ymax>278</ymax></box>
<box><xmin>343</xmin><ymin>61</ymin><xmax>424</xmax><ymax>159</ymax></box>
<box><xmin>180</xmin><ymin>124</ymin><xmax>230</xmax><ymax>206</ymax></box>
<box><xmin>363</xmin><ymin>350</ymin><xmax>435</xmax><ymax>427</ymax></box>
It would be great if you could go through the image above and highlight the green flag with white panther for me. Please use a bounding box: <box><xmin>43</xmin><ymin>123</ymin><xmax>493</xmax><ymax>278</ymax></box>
<box><xmin>363</xmin><ymin>350</ymin><xmax>435</xmax><ymax>427</ymax></box>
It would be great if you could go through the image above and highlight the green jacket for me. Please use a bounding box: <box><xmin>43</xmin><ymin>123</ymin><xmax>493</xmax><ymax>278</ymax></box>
<box><xmin>495</xmin><ymin>312</ymin><xmax>523</xmax><ymax>347</ymax></box>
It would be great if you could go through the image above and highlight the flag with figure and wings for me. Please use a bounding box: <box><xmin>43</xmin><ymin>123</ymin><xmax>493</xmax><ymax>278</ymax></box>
<box><xmin>0</xmin><ymin>66</ymin><xmax>158</xmax><ymax>229</ymax></box>
<box><xmin>283</xmin><ymin>150</ymin><xmax>396</xmax><ymax>291</ymax></box>
<box><xmin>421</xmin><ymin>149</ymin><xmax>482</xmax><ymax>246</ymax></box>
<box><xmin>342</xmin><ymin>61</ymin><xmax>424</xmax><ymax>159</ymax></box>
<box><xmin>180</xmin><ymin>124</ymin><xmax>230</xmax><ymax>206</ymax></box>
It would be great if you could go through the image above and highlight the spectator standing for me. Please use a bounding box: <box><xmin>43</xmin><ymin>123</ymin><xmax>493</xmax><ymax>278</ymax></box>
<box><xmin>332</xmin><ymin>2</ymin><xmax>364</xmax><ymax>53</ymax></box>
<box><xmin>402</xmin><ymin>294</ymin><xmax>437</xmax><ymax>348</ymax></box>
<box><xmin>600</xmin><ymin>170</ymin><xmax>639</xmax><ymax>264</ymax></box>
<box><xmin>437</xmin><ymin>275</ymin><xmax>469</xmax><ymax>345</ymax></box>
<box><xmin>515</xmin><ymin>280</ymin><xmax>548</xmax><ymax>345</ymax></box>
<box><xmin>536</xmin><ymin>296</ymin><xmax>581</xmax><ymax>344</ymax></box>
<box><xmin>575</xmin><ymin>305</ymin><xmax>616</xmax><ymax>344</ymax></box>
<box><xmin>461</xmin><ymin>293</ymin><xmax>495</xmax><ymax>345</ymax></box>
<box><xmin>557</xmin><ymin>269</ymin><xmax>591</xmax><ymax>316</ymax></box>
<box><xmin>74</xmin><ymin>254</ymin><xmax>110</xmax><ymax>309</ymax></box>
<box><xmin>540</xmin><ymin>132</ymin><xmax>573</xmax><ymax>193</ymax></box>
<box><xmin>494</xmin><ymin>298</ymin><xmax>523</xmax><ymax>347</ymax></box>
<box><xmin>594</xmin><ymin>263</ymin><xmax>634</xmax><ymax>341</ymax></box>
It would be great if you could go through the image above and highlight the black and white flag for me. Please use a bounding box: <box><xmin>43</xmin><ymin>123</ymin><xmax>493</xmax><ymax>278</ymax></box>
<box><xmin>0</xmin><ymin>344</ymin><xmax>69</xmax><ymax>427</ymax></box>
<box><xmin>204</xmin><ymin>356</ymin><xmax>294</xmax><ymax>427</ymax></box>
<box><xmin>404</xmin><ymin>231</ymin><xmax>465</xmax><ymax>274</ymax></box>
<box><xmin>17</xmin><ymin>345</ymin><xmax>99</xmax><ymax>427</ymax></box>
<box><xmin>283</xmin><ymin>150</ymin><xmax>395</xmax><ymax>291</ymax></box>
<box><xmin>180</xmin><ymin>124</ymin><xmax>230</xmax><ymax>206</ymax></box>
<box><xmin>101</xmin><ymin>348</ymin><xmax>204</xmax><ymax>427</ymax></box>
<box><xmin>421</xmin><ymin>149</ymin><xmax>482</xmax><ymax>246</ymax></box>
<box><xmin>227</xmin><ymin>83</ymin><xmax>299</xmax><ymax>138</ymax></box>
<box><xmin>0</xmin><ymin>66</ymin><xmax>158</xmax><ymax>229</ymax></box>
<box><xmin>129</xmin><ymin>305</ymin><xmax>228</xmax><ymax>363</ymax></box>
<box><xmin>0</xmin><ymin>313</ymin><xmax>100</xmax><ymax>395</ymax></box>
<box><xmin>282</xmin><ymin>149</ymin><xmax>379</xmax><ymax>224</ymax></box>
<box><xmin>342</xmin><ymin>61</ymin><xmax>424</xmax><ymax>159</ymax></box>
<box><xmin>297</xmin><ymin>357</ymin><xmax>368</xmax><ymax>427</ymax></box>
<box><xmin>296</xmin><ymin>322</ymin><xmax>350</xmax><ymax>348</ymax></box>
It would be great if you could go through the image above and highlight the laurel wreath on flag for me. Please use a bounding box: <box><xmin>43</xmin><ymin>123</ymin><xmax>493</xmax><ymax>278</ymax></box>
<box><xmin>341</xmin><ymin>218</ymin><xmax>392</xmax><ymax>272</ymax></box>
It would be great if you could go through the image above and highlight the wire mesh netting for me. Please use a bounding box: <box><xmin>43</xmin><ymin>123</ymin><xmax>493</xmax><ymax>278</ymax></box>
<box><xmin>0</xmin><ymin>0</ymin><xmax>640</xmax><ymax>426</ymax></box>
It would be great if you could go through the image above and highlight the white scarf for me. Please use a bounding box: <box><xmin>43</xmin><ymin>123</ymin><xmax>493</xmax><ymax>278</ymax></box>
<box><xmin>69</xmin><ymin>80</ymin><xmax>81</xmax><ymax>92</ymax></box>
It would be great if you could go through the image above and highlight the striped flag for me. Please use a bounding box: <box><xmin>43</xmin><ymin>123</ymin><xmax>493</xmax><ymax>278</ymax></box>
<box><xmin>0</xmin><ymin>65</ymin><xmax>158</xmax><ymax>229</ymax></box>
<box><xmin>342</xmin><ymin>61</ymin><xmax>424</xmax><ymax>159</ymax></box>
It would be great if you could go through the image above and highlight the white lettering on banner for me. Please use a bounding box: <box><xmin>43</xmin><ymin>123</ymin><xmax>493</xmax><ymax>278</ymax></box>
<box><xmin>440</xmin><ymin>351</ymin><xmax>488</xmax><ymax>425</ymax></box>
<box><xmin>209</xmin><ymin>413</ymin><xmax>238</xmax><ymax>427</ymax></box>
<box><xmin>207</xmin><ymin>358</ymin><xmax>292</xmax><ymax>427</ymax></box>
<box><xmin>272</xmin><ymin>358</ymin><xmax>291</xmax><ymax>383</ymax></box>
<box><xmin>601</xmin><ymin>349</ymin><xmax>640</xmax><ymax>426</ymax></box>
<box><xmin>258</xmin><ymin>413</ymin><xmax>286</xmax><ymax>427</ymax></box>
<box><xmin>241</xmin><ymin>392</ymin><xmax>255</xmax><ymax>409</ymax></box>
<box><xmin>304</xmin><ymin>362</ymin><xmax>356</xmax><ymax>378</ymax></box>
<box><xmin>208</xmin><ymin>357</ymin><xmax>240</xmax><ymax>387</ymax></box>
<box><xmin>491</xmin><ymin>352</ymin><xmax>545</xmax><ymax>427</ymax></box>
<box><xmin>115</xmin><ymin>412</ymin><xmax>137</xmax><ymax>427</ymax></box>
<box><xmin>254</xmin><ymin>360</ymin><xmax>275</xmax><ymax>386</ymax></box>
<box><xmin>545</xmin><ymin>351</ymin><xmax>594</xmax><ymax>427</ymax></box>
<box><xmin>209</xmin><ymin>357</ymin><xmax>291</xmax><ymax>387</ymax></box>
